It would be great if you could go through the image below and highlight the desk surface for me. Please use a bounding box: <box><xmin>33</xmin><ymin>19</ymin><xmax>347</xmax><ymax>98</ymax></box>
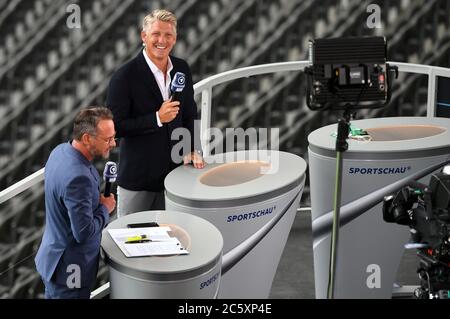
<box><xmin>101</xmin><ymin>211</ymin><xmax>223</xmax><ymax>281</ymax></box>
<box><xmin>309</xmin><ymin>117</ymin><xmax>450</xmax><ymax>156</ymax></box>
<box><xmin>165</xmin><ymin>150</ymin><xmax>307</xmax><ymax>206</ymax></box>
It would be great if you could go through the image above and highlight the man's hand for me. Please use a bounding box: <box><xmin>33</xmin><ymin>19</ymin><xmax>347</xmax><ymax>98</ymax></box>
<box><xmin>158</xmin><ymin>99</ymin><xmax>180</xmax><ymax>123</ymax></box>
<box><xmin>183</xmin><ymin>151</ymin><xmax>206</xmax><ymax>169</ymax></box>
<box><xmin>100</xmin><ymin>194</ymin><xmax>116</xmax><ymax>214</ymax></box>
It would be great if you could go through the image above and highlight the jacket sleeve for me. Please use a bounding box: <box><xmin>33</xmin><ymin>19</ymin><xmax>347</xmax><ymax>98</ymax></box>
<box><xmin>106</xmin><ymin>70</ymin><xmax>160</xmax><ymax>138</ymax></box>
<box><xmin>63</xmin><ymin>175</ymin><xmax>109</xmax><ymax>244</ymax></box>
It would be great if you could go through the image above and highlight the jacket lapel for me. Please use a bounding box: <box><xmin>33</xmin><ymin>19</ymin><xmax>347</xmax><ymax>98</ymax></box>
<box><xmin>170</xmin><ymin>65</ymin><xmax>176</xmax><ymax>86</ymax></box>
<box><xmin>136</xmin><ymin>52</ymin><xmax>164</xmax><ymax>104</ymax></box>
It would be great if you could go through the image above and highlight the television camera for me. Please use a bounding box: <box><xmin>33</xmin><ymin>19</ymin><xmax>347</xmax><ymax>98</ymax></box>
<box><xmin>383</xmin><ymin>168</ymin><xmax>450</xmax><ymax>299</ymax></box>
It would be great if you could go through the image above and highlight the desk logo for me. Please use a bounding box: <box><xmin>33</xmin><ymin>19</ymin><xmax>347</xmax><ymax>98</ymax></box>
<box><xmin>200</xmin><ymin>272</ymin><xmax>220</xmax><ymax>290</ymax></box>
<box><xmin>227</xmin><ymin>206</ymin><xmax>276</xmax><ymax>223</ymax></box>
<box><xmin>349</xmin><ymin>166</ymin><xmax>411</xmax><ymax>175</ymax></box>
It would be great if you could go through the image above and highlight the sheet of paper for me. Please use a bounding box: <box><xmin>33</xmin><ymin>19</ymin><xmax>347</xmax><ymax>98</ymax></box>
<box><xmin>108</xmin><ymin>226</ymin><xmax>172</xmax><ymax>242</ymax></box>
<box><xmin>107</xmin><ymin>227</ymin><xmax>189</xmax><ymax>257</ymax></box>
<box><xmin>122</xmin><ymin>240</ymin><xmax>189</xmax><ymax>257</ymax></box>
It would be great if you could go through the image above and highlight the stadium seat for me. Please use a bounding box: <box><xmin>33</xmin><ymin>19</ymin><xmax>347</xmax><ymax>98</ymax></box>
<box><xmin>103</xmin><ymin>53</ymin><xmax>116</xmax><ymax>72</ymax></box>
<box><xmin>0</xmin><ymin>245</ymin><xmax>19</xmax><ymax>287</ymax></box>
<box><xmin>47</xmin><ymin>51</ymin><xmax>59</xmax><ymax>70</ymax></box>
<box><xmin>34</xmin><ymin>1</ymin><xmax>44</xmax><ymax>16</ymax></box>
<box><xmin>83</xmin><ymin>11</ymin><xmax>95</xmax><ymax>31</ymax></box>
<box><xmin>209</xmin><ymin>2</ymin><xmax>220</xmax><ymax>17</ymax></box>
<box><xmin>388</xmin><ymin>7</ymin><xmax>398</xmax><ymax>25</ymax></box>
<box><xmin>30</xmin><ymin>124</ymin><xmax>44</xmax><ymax>141</ymax></box>
<box><xmin>14</xmin><ymin>23</ymin><xmax>25</xmax><ymax>42</ymax></box>
<box><xmin>0</xmin><ymin>47</ymin><xmax>5</xmax><ymax>65</ymax></box>
<box><xmin>93</xmin><ymin>0</ymin><xmax>103</xmax><ymax>17</ymax></box>
<box><xmin>115</xmin><ymin>40</ymin><xmax>127</xmax><ymax>58</ymax></box>
<box><xmin>8</xmin><ymin>268</ymin><xmax>40</xmax><ymax>299</ymax></box>
<box><xmin>5</xmin><ymin>34</ymin><xmax>15</xmax><ymax>53</ymax></box>
<box><xmin>76</xmin><ymin>81</ymin><xmax>89</xmax><ymax>100</ymax></box>
<box><xmin>61</xmin><ymin>95</ymin><xmax>75</xmax><ymax>114</ymax></box>
<box><xmin>23</xmin><ymin>77</ymin><xmax>36</xmax><ymax>95</ymax></box>
<box><xmin>45</xmin><ymin>109</ymin><xmax>59</xmax><ymax>127</ymax></box>
<box><xmin>7</xmin><ymin>227</ymin><xmax>44</xmax><ymax>278</ymax></box>
<box><xmin>127</xmin><ymin>26</ymin><xmax>139</xmax><ymax>45</ymax></box>
<box><xmin>197</xmin><ymin>14</ymin><xmax>208</xmax><ymax>32</ymax></box>
<box><xmin>59</xmin><ymin>38</ymin><xmax>71</xmax><ymax>58</ymax></box>
<box><xmin>35</xmin><ymin>64</ymin><xmax>48</xmax><ymax>82</ymax></box>
<box><xmin>401</xmin><ymin>0</ymin><xmax>411</xmax><ymax>10</ymax></box>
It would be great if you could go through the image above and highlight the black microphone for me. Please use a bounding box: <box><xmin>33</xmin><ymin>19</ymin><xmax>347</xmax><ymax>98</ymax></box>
<box><xmin>103</xmin><ymin>161</ymin><xmax>117</xmax><ymax>197</ymax></box>
<box><xmin>170</xmin><ymin>72</ymin><xmax>186</xmax><ymax>102</ymax></box>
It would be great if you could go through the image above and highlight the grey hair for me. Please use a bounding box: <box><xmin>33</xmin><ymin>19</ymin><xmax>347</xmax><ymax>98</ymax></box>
<box><xmin>142</xmin><ymin>9</ymin><xmax>177</xmax><ymax>34</ymax></box>
<box><xmin>72</xmin><ymin>106</ymin><xmax>113</xmax><ymax>141</ymax></box>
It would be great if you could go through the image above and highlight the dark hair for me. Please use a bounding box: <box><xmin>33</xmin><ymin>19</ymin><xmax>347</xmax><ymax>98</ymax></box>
<box><xmin>72</xmin><ymin>106</ymin><xmax>113</xmax><ymax>141</ymax></box>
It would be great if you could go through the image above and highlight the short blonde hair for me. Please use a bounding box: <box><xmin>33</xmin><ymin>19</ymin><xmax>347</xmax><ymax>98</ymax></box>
<box><xmin>142</xmin><ymin>9</ymin><xmax>177</xmax><ymax>34</ymax></box>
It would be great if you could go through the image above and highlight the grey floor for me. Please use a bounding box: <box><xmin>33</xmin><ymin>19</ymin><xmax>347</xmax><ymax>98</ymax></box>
<box><xmin>269</xmin><ymin>211</ymin><xmax>420</xmax><ymax>299</ymax></box>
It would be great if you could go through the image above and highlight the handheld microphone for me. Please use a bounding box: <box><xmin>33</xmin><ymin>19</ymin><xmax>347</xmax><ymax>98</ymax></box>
<box><xmin>103</xmin><ymin>161</ymin><xmax>117</xmax><ymax>197</ymax></box>
<box><xmin>170</xmin><ymin>72</ymin><xmax>186</xmax><ymax>102</ymax></box>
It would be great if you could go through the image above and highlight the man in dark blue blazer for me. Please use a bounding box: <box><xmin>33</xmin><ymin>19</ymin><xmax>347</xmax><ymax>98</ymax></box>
<box><xmin>35</xmin><ymin>107</ymin><xmax>116</xmax><ymax>299</ymax></box>
<box><xmin>106</xmin><ymin>9</ymin><xmax>204</xmax><ymax>217</ymax></box>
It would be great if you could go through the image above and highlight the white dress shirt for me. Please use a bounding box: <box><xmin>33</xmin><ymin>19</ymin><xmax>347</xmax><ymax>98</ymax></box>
<box><xmin>142</xmin><ymin>49</ymin><xmax>173</xmax><ymax>127</ymax></box>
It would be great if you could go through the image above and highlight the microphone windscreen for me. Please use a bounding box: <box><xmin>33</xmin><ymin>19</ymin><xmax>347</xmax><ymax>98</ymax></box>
<box><xmin>103</xmin><ymin>161</ymin><xmax>117</xmax><ymax>183</ymax></box>
<box><xmin>170</xmin><ymin>72</ymin><xmax>186</xmax><ymax>95</ymax></box>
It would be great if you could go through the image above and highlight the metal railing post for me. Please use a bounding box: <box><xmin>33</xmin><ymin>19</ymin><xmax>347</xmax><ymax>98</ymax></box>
<box><xmin>200</xmin><ymin>87</ymin><xmax>212</xmax><ymax>157</ymax></box>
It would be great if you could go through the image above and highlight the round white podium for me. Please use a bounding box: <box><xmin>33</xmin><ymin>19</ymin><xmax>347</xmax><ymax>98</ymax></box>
<box><xmin>308</xmin><ymin>117</ymin><xmax>450</xmax><ymax>298</ymax></box>
<box><xmin>165</xmin><ymin>150</ymin><xmax>307</xmax><ymax>298</ymax></box>
<box><xmin>101</xmin><ymin>211</ymin><xmax>223</xmax><ymax>298</ymax></box>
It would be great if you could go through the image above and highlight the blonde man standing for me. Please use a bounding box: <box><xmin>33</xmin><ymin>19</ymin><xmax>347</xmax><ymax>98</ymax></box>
<box><xmin>106</xmin><ymin>10</ymin><xmax>204</xmax><ymax>217</ymax></box>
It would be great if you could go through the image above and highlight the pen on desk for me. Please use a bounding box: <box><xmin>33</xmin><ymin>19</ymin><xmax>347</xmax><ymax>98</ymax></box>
<box><xmin>125</xmin><ymin>239</ymin><xmax>152</xmax><ymax>244</ymax></box>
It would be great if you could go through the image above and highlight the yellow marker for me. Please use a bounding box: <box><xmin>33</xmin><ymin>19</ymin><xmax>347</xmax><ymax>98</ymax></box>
<box><xmin>126</xmin><ymin>234</ymin><xmax>147</xmax><ymax>242</ymax></box>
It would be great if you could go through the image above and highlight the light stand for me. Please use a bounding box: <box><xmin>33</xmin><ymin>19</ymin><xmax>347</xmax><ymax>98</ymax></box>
<box><xmin>305</xmin><ymin>36</ymin><xmax>397</xmax><ymax>299</ymax></box>
<box><xmin>327</xmin><ymin>107</ymin><xmax>352</xmax><ymax>299</ymax></box>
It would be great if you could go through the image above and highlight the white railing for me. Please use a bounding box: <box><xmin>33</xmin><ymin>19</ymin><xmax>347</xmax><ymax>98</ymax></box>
<box><xmin>195</xmin><ymin>61</ymin><xmax>311</xmax><ymax>156</ymax></box>
<box><xmin>1</xmin><ymin>61</ymin><xmax>450</xmax><ymax>203</ymax></box>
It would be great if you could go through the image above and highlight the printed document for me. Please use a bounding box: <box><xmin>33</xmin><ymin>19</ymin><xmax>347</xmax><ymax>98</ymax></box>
<box><xmin>107</xmin><ymin>227</ymin><xmax>189</xmax><ymax>257</ymax></box>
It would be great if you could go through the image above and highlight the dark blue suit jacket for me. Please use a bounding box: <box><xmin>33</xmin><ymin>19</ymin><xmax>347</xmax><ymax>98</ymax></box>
<box><xmin>106</xmin><ymin>52</ymin><xmax>198</xmax><ymax>192</ymax></box>
<box><xmin>35</xmin><ymin>142</ymin><xmax>110</xmax><ymax>288</ymax></box>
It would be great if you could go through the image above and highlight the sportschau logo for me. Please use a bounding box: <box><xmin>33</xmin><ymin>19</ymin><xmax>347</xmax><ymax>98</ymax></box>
<box><xmin>199</xmin><ymin>272</ymin><xmax>220</xmax><ymax>290</ymax></box>
<box><xmin>348</xmin><ymin>166</ymin><xmax>411</xmax><ymax>175</ymax></box>
<box><xmin>227</xmin><ymin>205</ymin><xmax>276</xmax><ymax>223</ymax></box>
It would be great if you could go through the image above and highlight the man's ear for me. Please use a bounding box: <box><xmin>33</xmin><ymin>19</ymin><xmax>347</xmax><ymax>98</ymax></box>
<box><xmin>81</xmin><ymin>133</ymin><xmax>91</xmax><ymax>145</ymax></box>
